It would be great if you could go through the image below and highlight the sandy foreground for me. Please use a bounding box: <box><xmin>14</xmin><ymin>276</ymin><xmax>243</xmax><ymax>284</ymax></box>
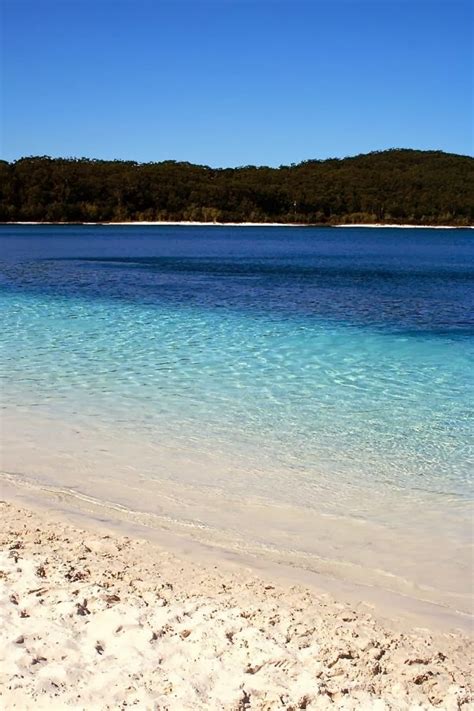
<box><xmin>0</xmin><ymin>501</ymin><xmax>472</xmax><ymax>711</ymax></box>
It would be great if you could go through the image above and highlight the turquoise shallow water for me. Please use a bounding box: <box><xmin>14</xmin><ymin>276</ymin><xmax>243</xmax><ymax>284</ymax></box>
<box><xmin>1</xmin><ymin>225</ymin><xmax>473</xmax><ymax>612</ymax></box>
<box><xmin>2</xmin><ymin>290</ymin><xmax>473</xmax><ymax>501</ymax></box>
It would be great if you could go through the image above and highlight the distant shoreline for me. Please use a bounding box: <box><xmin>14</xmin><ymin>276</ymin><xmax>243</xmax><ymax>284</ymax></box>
<box><xmin>3</xmin><ymin>221</ymin><xmax>473</xmax><ymax>229</ymax></box>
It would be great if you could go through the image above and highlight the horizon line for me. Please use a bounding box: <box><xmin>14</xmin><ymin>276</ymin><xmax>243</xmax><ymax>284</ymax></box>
<box><xmin>3</xmin><ymin>147</ymin><xmax>473</xmax><ymax>171</ymax></box>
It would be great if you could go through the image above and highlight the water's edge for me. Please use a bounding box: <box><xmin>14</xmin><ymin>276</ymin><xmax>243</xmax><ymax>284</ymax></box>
<box><xmin>1</xmin><ymin>472</ymin><xmax>471</xmax><ymax>635</ymax></box>
<box><xmin>1</xmin><ymin>407</ymin><xmax>472</xmax><ymax>628</ymax></box>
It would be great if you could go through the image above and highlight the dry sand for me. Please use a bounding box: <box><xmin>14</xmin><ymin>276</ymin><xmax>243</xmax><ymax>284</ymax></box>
<box><xmin>0</xmin><ymin>500</ymin><xmax>472</xmax><ymax>710</ymax></box>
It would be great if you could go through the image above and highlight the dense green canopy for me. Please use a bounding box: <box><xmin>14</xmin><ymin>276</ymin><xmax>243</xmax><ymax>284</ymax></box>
<box><xmin>0</xmin><ymin>149</ymin><xmax>472</xmax><ymax>225</ymax></box>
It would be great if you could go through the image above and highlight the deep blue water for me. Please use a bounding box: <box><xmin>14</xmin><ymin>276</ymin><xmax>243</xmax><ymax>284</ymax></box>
<box><xmin>1</xmin><ymin>225</ymin><xmax>473</xmax><ymax>334</ymax></box>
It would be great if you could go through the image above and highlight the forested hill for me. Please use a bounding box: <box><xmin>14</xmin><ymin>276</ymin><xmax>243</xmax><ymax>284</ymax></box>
<box><xmin>0</xmin><ymin>149</ymin><xmax>472</xmax><ymax>226</ymax></box>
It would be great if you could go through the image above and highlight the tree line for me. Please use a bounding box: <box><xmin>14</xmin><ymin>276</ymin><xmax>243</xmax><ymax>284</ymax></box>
<box><xmin>0</xmin><ymin>149</ymin><xmax>472</xmax><ymax>225</ymax></box>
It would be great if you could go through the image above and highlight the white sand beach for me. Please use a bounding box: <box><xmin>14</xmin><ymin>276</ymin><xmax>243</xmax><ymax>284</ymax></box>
<box><xmin>0</xmin><ymin>500</ymin><xmax>472</xmax><ymax>710</ymax></box>
<box><xmin>5</xmin><ymin>221</ymin><xmax>305</xmax><ymax>228</ymax></box>
<box><xmin>332</xmin><ymin>224</ymin><xmax>474</xmax><ymax>229</ymax></box>
<box><xmin>5</xmin><ymin>221</ymin><xmax>473</xmax><ymax>228</ymax></box>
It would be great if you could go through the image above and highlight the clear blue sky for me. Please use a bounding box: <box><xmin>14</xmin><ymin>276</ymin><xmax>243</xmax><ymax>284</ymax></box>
<box><xmin>1</xmin><ymin>0</ymin><xmax>472</xmax><ymax>166</ymax></box>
